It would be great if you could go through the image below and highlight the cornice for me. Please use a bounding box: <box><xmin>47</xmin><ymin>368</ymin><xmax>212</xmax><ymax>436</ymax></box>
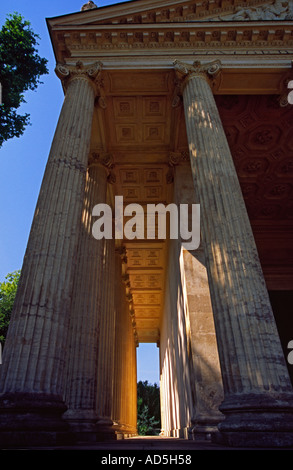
<box><xmin>53</xmin><ymin>21</ymin><xmax>293</xmax><ymax>57</ymax></box>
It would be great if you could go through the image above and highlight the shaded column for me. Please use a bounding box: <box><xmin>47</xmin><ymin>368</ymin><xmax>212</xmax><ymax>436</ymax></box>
<box><xmin>62</xmin><ymin>155</ymin><xmax>110</xmax><ymax>441</ymax></box>
<box><xmin>0</xmin><ymin>61</ymin><xmax>101</xmax><ymax>447</ymax></box>
<box><xmin>175</xmin><ymin>59</ymin><xmax>293</xmax><ymax>448</ymax></box>
<box><xmin>95</xmin><ymin>235</ymin><xmax>116</xmax><ymax>439</ymax></box>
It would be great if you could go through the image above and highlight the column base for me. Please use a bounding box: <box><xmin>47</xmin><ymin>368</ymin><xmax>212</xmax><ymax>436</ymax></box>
<box><xmin>95</xmin><ymin>418</ymin><xmax>117</xmax><ymax>441</ymax></box>
<box><xmin>63</xmin><ymin>409</ymin><xmax>100</xmax><ymax>443</ymax></box>
<box><xmin>63</xmin><ymin>411</ymin><xmax>118</xmax><ymax>442</ymax></box>
<box><xmin>191</xmin><ymin>413</ymin><xmax>224</xmax><ymax>441</ymax></box>
<box><xmin>212</xmin><ymin>392</ymin><xmax>293</xmax><ymax>448</ymax></box>
<box><xmin>191</xmin><ymin>424</ymin><xmax>221</xmax><ymax>441</ymax></box>
<box><xmin>212</xmin><ymin>431</ymin><xmax>293</xmax><ymax>448</ymax></box>
<box><xmin>0</xmin><ymin>392</ymin><xmax>75</xmax><ymax>448</ymax></box>
<box><xmin>112</xmin><ymin>422</ymin><xmax>138</xmax><ymax>439</ymax></box>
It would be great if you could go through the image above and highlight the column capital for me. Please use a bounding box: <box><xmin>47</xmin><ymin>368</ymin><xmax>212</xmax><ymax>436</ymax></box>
<box><xmin>88</xmin><ymin>151</ymin><xmax>116</xmax><ymax>183</ymax></box>
<box><xmin>166</xmin><ymin>151</ymin><xmax>190</xmax><ymax>183</ymax></box>
<box><xmin>172</xmin><ymin>59</ymin><xmax>222</xmax><ymax>106</ymax></box>
<box><xmin>55</xmin><ymin>61</ymin><xmax>107</xmax><ymax>108</ymax></box>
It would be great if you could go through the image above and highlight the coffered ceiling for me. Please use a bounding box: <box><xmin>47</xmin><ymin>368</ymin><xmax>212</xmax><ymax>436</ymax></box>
<box><xmin>91</xmin><ymin>70</ymin><xmax>293</xmax><ymax>344</ymax></box>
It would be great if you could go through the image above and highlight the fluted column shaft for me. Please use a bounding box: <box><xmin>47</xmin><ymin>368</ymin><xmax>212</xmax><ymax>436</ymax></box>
<box><xmin>112</xmin><ymin>250</ymin><xmax>124</xmax><ymax>430</ymax></box>
<box><xmin>177</xmin><ymin>60</ymin><xmax>293</xmax><ymax>447</ymax></box>
<box><xmin>63</xmin><ymin>162</ymin><xmax>108</xmax><ymax>437</ymax></box>
<box><xmin>0</xmin><ymin>66</ymin><xmax>97</xmax><ymax>444</ymax></box>
<box><xmin>96</xmin><ymin>236</ymin><xmax>116</xmax><ymax>437</ymax></box>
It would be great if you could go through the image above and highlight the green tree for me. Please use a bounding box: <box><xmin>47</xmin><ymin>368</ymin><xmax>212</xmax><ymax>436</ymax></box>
<box><xmin>0</xmin><ymin>12</ymin><xmax>48</xmax><ymax>147</ymax></box>
<box><xmin>137</xmin><ymin>380</ymin><xmax>161</xmax><ymax>435</ymax></box>
<box><xmin>0</xmin><ymin>270</ymin><xmax>20</xmax><ymax>344</ymax></box>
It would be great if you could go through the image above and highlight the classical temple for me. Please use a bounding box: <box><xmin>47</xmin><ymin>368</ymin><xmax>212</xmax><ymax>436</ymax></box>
<box><xmin>0</xmin><ymin>0</ymin><xmax>293</xmax><ymax>448</ymax></box>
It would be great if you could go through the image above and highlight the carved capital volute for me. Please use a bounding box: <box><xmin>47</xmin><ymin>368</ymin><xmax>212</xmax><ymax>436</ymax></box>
<box><xmin>88</xmin><ymin>151</ymin><xmax>116</xmax><ymax>183</ymax></box>
<box><xmin>166</xmin><ymin>151</ymin><xmax>190</xmax><ymax>183</ymax></box>
<box><xmin>55</xmin><ymin>61</ymin><xmax>107</xmax><ymax>108</ymax></box>
<box><xmin>173</xmin><ymin>59</ymin><xmax>222</xmax><ymax>106</ymax></box>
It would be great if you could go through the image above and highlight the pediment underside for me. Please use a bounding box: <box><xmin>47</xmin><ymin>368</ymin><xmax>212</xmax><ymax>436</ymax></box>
<box><xmin>51</xmin><ymin>0</ymin><xmax>293</xmax><ymax>27</ymax></box>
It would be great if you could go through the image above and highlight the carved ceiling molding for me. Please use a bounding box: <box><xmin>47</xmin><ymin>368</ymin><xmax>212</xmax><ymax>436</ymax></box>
<box><xmin>116</xmin><ymin>245</ymin><xmax>139</xmax><ymax>346</ymax></box>
<box><xmin>215</xmin><ymin>94</ymin><xmax>293</xmax><ymax>224</ymax></box>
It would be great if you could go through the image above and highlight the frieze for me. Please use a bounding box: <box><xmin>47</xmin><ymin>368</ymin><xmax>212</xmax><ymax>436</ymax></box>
<box><xmin>217</xmin><ymin>0</ymin><xmax>293</xmax><ymax>20</ymax></box>
<box><xmin>84</xmin><ymin>0</ymin><xmax>290</xmax><ymax>24</ymax></box>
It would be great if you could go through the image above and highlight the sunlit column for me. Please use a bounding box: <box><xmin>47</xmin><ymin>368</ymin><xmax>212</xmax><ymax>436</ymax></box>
<box><xmin>95</xmin><ymin>235</ymin><xmax>116</xmax><ymax>438</ymax></box>
<box><xmin>0</xmin><ymin>61</ymin><xmax>101</xmax><ymax>446</ymax></box>
<box><xmin>128</xmin><ymin>313</ymin><xmax>137</xmax><ymax>435</ymax></box>
<box><xmin>175</xmin><ymin>59</ymin><xmax>293</xmax><ymax>447</ymax></box>
<box><xmin>112</xmin><ymin>247</ymin><xmax>129</xmax><ymax>437</ymax></box>
<box><xmin>62</xmin><ymin>157</ymin><xmax>109</xmax><ymax>440</ymax></box>
<box><xmin>112</xmin><ymin>249</ymin><xmax>138</xmax><ymax>438</ymax></box>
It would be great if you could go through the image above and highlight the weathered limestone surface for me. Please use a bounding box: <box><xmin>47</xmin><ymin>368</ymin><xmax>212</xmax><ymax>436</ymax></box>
<box><xmin>0</xmin><ymin>64</ymin><xmax>97</xmax><ymax>446</ymax></box>
<box><xmin>174</xmin><ymin>165</ymin><xmax>224</xmax><ymax>437</ymax></box>
<box><xmin>160</xmin><ymin>164</ymin><xmax>224</xmax><ymax>439</ymax></box>
<box><xmin>112</xmin><ymin>248</ymin><xmax>137</xmax><ymax>438</ymax></box>
<box><xmin>62</xmin><ymin>160</ymin><xmax>109</xmax><ymax>440</ymax></box>
<box><xmin>160</xmin><ymin>235</ymin><xmax>194</xmax><ymax>439</ymax></box>
<box><xmin>95</xmin><ymin>236</ymin><xmax>116</xmax><ymax>437</ymax></box>
<box><xmin>176</xmin><ymin>59</ymin><xmax>293</xmax><ymax>447</ymax></box>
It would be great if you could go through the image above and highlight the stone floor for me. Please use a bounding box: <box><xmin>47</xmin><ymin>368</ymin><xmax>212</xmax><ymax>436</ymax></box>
<box><xmin>4</xmin><ymin>435</ymin><xmax>293</xmax><ymax>451</ymax></box>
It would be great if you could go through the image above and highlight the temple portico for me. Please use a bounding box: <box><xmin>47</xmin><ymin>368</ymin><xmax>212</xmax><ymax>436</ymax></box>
<box><xmin>0</xmin><ymin>0</ymin><xmax>293</xmax><ymax>448</ymax></box>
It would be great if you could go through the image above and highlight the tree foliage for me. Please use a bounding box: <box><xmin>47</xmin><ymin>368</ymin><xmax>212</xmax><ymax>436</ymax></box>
<box><xmin>0</xmin><ymin>270</ymin><xmax>20</xmax><ymax>344</ymax></box>
<box><xmin>0</xmin><ymin>13</ymin><xmax>48</xmax><ymax>147</ymax></box>
<box><xmin>137</xmin><ymin>380</ymin><xmax>161</xmax><ymax>435</ymax></box>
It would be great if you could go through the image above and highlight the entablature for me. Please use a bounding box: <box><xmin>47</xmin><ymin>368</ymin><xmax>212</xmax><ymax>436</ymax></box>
<box><xmin>50</xmin><ymin>21</ymin><xmax>293</xmax><ymax>59</ymax></box>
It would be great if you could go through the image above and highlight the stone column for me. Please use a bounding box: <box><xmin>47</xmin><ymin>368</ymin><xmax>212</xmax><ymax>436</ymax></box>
<box><xmin>112</xmin><ymin>251</ymin><xmax>138</xmax><ymax>438</ymax></box>
<box><xmin>112</xmin><ymin>248</ymin><xmax>125</xmax><ymax>437</ymax></box>
<box><xmin>174</xmin><ymin>59</ymin><xmax>293</xmax><ymax>447</ymax></box>
<box><xmin>0</xmin><ymin>61</ymin><xmax>101</xmax><ymax>447</ymax></box>
<box><xmin>95</xmin><ymin>235</ymin><xmax>116</xmax><ymax>439</ymax></box>
<box><xmin>62</xmin><ymin>154</ymin><xmax>110</xmax><ymax>441</ymax></box>
<box><xmin>173</xmin><ymin>163</ymin><xmax>224</xmax><ymax>438</ymax></box>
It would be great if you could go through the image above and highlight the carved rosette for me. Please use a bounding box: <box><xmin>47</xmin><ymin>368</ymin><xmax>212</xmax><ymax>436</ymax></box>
<box><xmin>55</xmin><ymin>61</ymin><xmax>106</xmax><ymax>108</ymax></box>
<box><xmin>173</xmin><ymin>59</ymin><xmax>222</xmax><ymax>106</ymax></box>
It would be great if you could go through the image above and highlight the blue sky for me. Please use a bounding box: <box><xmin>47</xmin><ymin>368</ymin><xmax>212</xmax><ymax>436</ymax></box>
<box><xmin>0</xmin><ymin>0</ymin><xmax>160</xmax><ymax>385</ymax></box>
